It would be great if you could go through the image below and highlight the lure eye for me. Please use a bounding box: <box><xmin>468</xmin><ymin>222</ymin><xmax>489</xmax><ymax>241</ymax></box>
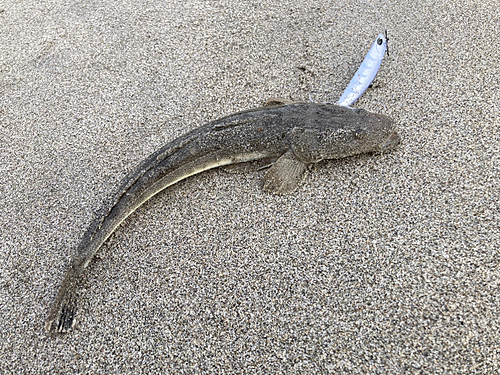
<box><xmin>377</xmin><ymin>38</ymin><xmax>383</xmax><ymax>45</ymax></box>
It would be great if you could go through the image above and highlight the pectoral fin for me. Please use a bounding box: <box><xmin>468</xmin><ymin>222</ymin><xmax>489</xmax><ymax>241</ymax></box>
<box><xmin>262</xmin><ymin>151</ymin><xmax>308</xmax><ymax>194</ymax></box>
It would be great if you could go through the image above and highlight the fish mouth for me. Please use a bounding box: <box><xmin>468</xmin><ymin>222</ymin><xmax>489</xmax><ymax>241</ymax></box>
<box><xmin>380</xmin><ymin>130</ymin><xmax>400</xmax><ymax>152</ymax></box>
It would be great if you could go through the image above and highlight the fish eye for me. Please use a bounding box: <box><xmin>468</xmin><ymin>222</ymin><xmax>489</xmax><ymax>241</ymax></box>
<box><xmin>377</xmin><ymin>38</ymin><xmax>383</xmax><ymax>45</ymax></box>
<box><xmin>352</xmin><ymin>108</ymin><xmax>365</xmax><ymax>115</ymax></box>
<box><xmin>354</xmin><ymin>128</ymin><xmax>366</xmax><ymax>139</ymax></box>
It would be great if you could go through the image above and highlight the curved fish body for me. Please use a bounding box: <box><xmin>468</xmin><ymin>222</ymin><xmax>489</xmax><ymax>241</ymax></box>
<box><xmin>46</xmin><ymin>102</ymin><xmax>399</xmax><ymax>334</ymax></box>
<box><xmin>337</xmin><ymin>33</ymin><xmax>388</xmax><ymax>107</ymax></box>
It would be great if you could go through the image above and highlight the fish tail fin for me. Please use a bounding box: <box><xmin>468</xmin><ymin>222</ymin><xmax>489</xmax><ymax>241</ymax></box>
<box><xmin>46</xmin><ymin>269</ymin><xmax>80</xmax><ymax>334</ymax></box>
<box><xmin>46</xmin><ymin>292</ymin><xmax>78</xmax><ymax>334</ymax></box>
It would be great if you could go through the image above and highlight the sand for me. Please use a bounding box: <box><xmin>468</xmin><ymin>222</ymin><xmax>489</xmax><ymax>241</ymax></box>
<box><xmin>1</xmin><ymin>0</ymin><xmax>499</xmax><ymax>373</ymax></box>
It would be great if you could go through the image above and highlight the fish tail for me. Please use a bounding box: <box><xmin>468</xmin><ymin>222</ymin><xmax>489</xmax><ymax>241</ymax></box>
<box><xmin>46</xmin><ymin>268</ymin><xmax>80</xmax><ymax>334</ymax></box>
<box><xmin>46</xmin><ymin>291</ymin><xmax>78</xmax><ymax>334</ymax></box>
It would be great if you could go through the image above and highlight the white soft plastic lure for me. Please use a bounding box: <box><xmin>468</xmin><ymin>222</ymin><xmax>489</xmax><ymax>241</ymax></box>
<box><xmin>337</xmin><ymin>32</ymin><xmax>389</xmax><ymax>107</ymax></box>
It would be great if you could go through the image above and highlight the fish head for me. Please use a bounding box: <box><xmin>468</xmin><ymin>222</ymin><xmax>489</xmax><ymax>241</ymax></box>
<box><xmin>289</xmin><ymin>105</ymin><xmax>399</xmax><ymax>163</ymax></box>
<box><xmin>349</xmin><ymin>108</ymin><xmax>400</xmax><ymax>154</ymax></box>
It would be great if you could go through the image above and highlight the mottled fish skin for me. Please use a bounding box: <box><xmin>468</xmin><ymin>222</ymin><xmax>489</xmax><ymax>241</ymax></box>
<box><xmin>46</xmin><ymin>102</ymin><xmax>399</xmax><ymax>334</ymax></box>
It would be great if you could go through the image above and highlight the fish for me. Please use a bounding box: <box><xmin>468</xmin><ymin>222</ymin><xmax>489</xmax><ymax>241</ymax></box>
<box><xmin>46</xmin><ymin>102</ymin><xmax>399</xmax><ymax>334</ymax></box>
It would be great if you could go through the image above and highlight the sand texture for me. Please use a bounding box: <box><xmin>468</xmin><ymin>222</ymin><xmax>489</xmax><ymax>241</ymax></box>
<box><xmin>1</xmin><ymin>0</ymin><xmax>499</xmax><ymax>373</ymax></box>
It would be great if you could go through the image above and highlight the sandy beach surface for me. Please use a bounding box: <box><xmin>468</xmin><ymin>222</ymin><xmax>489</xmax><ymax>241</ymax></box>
<box><xmin>1</xmin><ymin>0</ymin><xmax>499</xmax><ymax>373</ymax></box>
